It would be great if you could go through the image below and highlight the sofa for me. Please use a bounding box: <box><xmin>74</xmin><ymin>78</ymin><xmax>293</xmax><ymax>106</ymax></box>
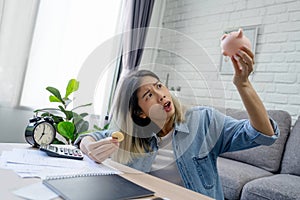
<box><xmin>217</xmin><ymin>108</ymin><xmax>300</xmax><ymax>200</ymax></box>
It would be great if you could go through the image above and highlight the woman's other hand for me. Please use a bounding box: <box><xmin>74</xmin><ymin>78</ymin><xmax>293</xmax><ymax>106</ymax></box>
<box><xmin>80</xmin><ymin>136</ymin><xmax>119</xmax><ymax>163</ymax></box>
<box><xmin>231</xmin><ymin>45</ymin><xmax>255</xmax><ymax>87</ymax></box>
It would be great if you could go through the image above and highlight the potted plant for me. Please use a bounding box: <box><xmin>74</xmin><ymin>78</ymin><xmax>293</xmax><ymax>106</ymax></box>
<box><xmin>34</xmin><ymin>79</ymin><xmax>92</xmax><ymax>144</ymax></box>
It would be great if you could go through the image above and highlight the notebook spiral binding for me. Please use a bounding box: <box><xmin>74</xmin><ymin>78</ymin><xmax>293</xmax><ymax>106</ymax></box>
<box><xmin>45</xmin><ymin>172</ymin><xmax>117</xmax><ymax>180</ymax></box>
<box><xmin>44</xmin><ymin>164</ymin><xmax>121</xmax><ymax>180</ymax></box>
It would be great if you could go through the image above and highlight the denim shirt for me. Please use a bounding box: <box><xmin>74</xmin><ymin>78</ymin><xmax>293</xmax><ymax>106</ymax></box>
<box><xmin>75</xmin><ymin>106</ymin><xmax>279</xmax><ymax>200</ymax></box>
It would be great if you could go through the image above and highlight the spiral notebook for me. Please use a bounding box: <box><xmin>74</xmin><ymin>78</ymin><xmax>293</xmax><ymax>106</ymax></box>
<box><xmin>43</xmin><ymin>174</ymin><xmax>155</xmax><ymax>200</ymax></box>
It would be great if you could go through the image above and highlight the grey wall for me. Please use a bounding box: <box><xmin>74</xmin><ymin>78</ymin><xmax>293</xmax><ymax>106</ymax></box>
<box><xmin>0</xmin><ymin>107</ymin><xmax>34</xmax><ymax>143</ymax></box>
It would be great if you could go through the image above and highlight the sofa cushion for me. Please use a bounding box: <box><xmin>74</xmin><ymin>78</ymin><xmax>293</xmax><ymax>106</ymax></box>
<box><xmin>241</xmin><ymin>174</ymin><xmax>300</xmax><ymax>200</ymax></box>
<box><xmin>280</xmin><ymin>116</ymin><xmax>300</xmax><ymax>175</ymax></box>
<box><xmin>217</xmin><ymin>157</ymin><xmax>273</xmax><ymax>200</ymax></box>
<box><xmin>220</xmin><ymin>109</ymin><xmax>291</xmax><ymax>173</ymax></box>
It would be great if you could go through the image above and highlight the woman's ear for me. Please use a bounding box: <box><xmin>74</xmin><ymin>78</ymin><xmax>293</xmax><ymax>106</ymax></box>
<box><xmin>139</xmin><ymin>112</ymin><xmax>147</xmax><ymax>119</ymax></box>
<box><xmin>134</xmin><ymin>109</ymin><xmax>147</xmax><ymax>119</ymax></box>
<box><xmin>132</xmin><ymin>109</ymin><xmax>151</xmax><ymax>127</ymax></box>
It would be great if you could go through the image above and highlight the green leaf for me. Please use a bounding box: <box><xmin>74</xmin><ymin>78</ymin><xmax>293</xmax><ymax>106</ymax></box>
<box><xmin>75</xmin><ymin>120</ymin><xmax>89</xmax><ymax>138</ymax></box>
<box><xmin>58</xmin><ymin>106</ymin><xmax>74</xmax><ymax>120</ymax></box>
<box><xmin>72</xmin><ymin>113</ymin><xmax>83</xmax><ymax>125</ymax></box>
<box><xmin>49</xmin><ymin>95</ymin><xmax>61</xmax><ymax>102</ymax></box>
<box><xmin>34</xmin><ymin>108</ymin><xmax>61</xmax><ymax>113</ymax></box>
<box><xmin>72</xmin><ymin>103</ymin><xmax>92</xmax><ymax>111</ymax></box>
<box><xmin>57</xmin><ymin>121</ymin><xmax>75</xmax><ymax>141</ymax></box>
<box><xmin>79</xmin><ymin>113</ymin><xmax>89</xmax><ymax>118</ymax></box>
<box><xmin>52</xmin><ymin>138</ymin><xmax>65</xmax><ymax>145</ymax></box>
<box><xmin>93</xmin><ymin>122</ymin><xmax>109</xmax><ymax>131</ymax></box>
<box><xmin>51</xmin><ymin>115</ymin><xmax>64</xmax><ymax>124</ymax></box>
<box><xmin>93</xmin><ymin>124</ymin><xmax>102</xmax><ymax>130</ymax></box>
<box><xmin>103</xmin><ymin>123</ymin><xmax>110</xmax><ymax>130</ymax></box>
<box><xmin>46</xmin><ymin>87</ymin><xmax>64</xmax><ymax>103</ymax></box>
<box><xmin>65</xmin><ymin>79</ymin><xmax>79</xmax><ymax>99</ymax></box>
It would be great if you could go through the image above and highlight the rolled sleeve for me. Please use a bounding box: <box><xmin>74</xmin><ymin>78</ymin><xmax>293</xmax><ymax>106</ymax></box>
<box><xmin>246</xmin><ymin>118</ymin><xmax>280</xmax><ymax>146</ymax></box>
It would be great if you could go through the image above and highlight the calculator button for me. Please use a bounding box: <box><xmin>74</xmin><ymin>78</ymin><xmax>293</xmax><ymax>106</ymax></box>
<box><xmin>74</xmin><ymin>149</ymin><xmax>82</xmax><ymax>156</ymax></box>
<box><xmin>64</xmin><ymin>148</ymin><xmax>68</xmax><ymax>154</ymax></box>
<box><xmin>73</xmin><ymin>150</ymin><xmax>78</xmax><ymax>156</ymax></box>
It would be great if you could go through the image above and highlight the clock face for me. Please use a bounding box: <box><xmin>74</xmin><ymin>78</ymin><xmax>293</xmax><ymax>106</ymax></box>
<box><xmin>33</xmin><ymin>122</ymin><xmax>56</xmax><ymax>145</ymax></box>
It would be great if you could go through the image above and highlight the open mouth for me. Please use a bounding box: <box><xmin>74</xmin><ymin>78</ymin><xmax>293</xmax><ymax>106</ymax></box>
<box><xmin>163</xmin><ymin>101</ymin><xmax>172</xmax><ymax>112</ymax></box>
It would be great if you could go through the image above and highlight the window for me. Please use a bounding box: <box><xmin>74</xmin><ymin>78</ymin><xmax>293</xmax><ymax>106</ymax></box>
<box><xmin>21</xmin><ymin>0</ymin><xmax>121</xmax><ymax>119</ymax></box>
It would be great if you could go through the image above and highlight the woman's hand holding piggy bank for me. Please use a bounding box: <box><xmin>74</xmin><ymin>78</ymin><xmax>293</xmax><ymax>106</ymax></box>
<box><xmin>220</xmin><ymin>28</ymin><xmax>251</xmax><ymax>57</ymax></box>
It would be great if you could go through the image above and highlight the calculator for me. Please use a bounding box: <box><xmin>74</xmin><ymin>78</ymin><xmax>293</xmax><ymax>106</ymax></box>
<box><xmin>40</xmin><ymin>144</ymin><xmax>84</xmax><ymax>160</ymax></box>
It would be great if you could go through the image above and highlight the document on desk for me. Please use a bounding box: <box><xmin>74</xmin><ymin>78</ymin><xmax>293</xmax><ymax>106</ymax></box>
<box><xmin>0</xmin><ymin>148</ymin><xmax>121</xmax><ymax>178</ymax></box>
<box><xmin>13</xmin><ymin>182</ymin><xmax>59</xmax><ymax>200</ymax></box>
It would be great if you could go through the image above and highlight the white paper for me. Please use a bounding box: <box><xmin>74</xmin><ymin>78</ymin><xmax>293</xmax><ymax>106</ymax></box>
<box><xmin>6</xmin><ymin>148</ymin><xmax>85</xmax><ymax>168</ymax></box>
<box><xmin>13</xmin><ymin>182</ymin><xmax>58</xmax><ymax>200</ymax></box>
<box><xmin>0</xmin><ymin>148</ymin><xmax>121</xmax><ymax>178</ymax></box>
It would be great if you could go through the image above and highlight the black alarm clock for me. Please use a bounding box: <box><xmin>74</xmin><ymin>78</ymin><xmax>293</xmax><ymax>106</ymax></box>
<box><xmin>25</xmin><ymin>116</ymin><xmax>56</xmax><ymax>147</ymax></box>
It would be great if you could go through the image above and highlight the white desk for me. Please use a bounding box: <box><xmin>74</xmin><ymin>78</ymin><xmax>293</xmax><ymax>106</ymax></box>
<box><xmin>0</xmin><ymin>143</ymin><xmax>213</xmax><ymax>200</ymax></box>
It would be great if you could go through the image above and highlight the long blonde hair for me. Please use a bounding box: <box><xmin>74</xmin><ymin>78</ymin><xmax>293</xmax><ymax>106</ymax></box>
<box><xmin>109</xmin><ymin>70</ymin><xmax>184</xmax><ymax>164</ymax></box>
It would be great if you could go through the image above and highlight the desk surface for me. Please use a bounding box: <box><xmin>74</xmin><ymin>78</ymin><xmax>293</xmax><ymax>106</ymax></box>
<box><xmin>0</xmin><ymin>143</ymin><xmax>212</xmax><ymax>200</ymax></box>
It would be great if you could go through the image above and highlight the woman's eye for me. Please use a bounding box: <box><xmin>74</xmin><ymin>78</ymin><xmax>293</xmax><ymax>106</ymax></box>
<box><xmin>157</xmin><ymin>83</ymin><xmax>162</xmax><ymax>88</ymax></box>
<box><xmin>145</xmin><ymin>93</ymin><xmax>152</xmax><ymax>101</ymax></box>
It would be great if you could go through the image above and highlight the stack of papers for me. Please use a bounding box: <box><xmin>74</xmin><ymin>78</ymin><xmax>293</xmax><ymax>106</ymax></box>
<box><xmin>0</xmin><ymin>148</ymin><xmax>121</xmax><ymax>179</ymax></box>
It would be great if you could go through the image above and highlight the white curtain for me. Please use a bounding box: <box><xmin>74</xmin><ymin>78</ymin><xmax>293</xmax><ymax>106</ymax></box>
<box><xmin>0</xmin><ymin>0</ymin><xmax>39</xmax><ymax>107</ymax></box>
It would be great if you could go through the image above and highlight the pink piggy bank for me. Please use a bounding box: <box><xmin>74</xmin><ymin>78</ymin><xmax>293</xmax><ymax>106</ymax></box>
<box><xmin>220</xmin><ymin>28</ymin><xmax>251</xmax><ymax>57</ymax></box>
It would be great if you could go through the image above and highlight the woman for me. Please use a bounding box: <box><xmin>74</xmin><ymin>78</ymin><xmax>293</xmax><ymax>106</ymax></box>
<box><xmin>75</xmin><ymin>46</ymin><xmax>279</xmax><ymax>199</ymax></box>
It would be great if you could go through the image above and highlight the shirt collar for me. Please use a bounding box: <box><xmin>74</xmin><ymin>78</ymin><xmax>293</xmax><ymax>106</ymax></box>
<box><xmin>174</xmin><ymin>122</ymin><xmax>189</xmax><ymax>134</ymax></box>
<box><xmin>150</xmin><ymin>121</ymin><xmax>190</xmax><ymax>141</ymax></box>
